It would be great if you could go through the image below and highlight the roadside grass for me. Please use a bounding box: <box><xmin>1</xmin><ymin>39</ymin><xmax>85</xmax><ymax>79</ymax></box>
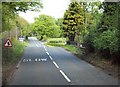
<box><xmin>2</xmin><ymin>38</ymin><xmax>28</xmax><ymax>84</ymax></box>
<box><xmin>45</xmin><ymin>38</ymin><xmax>77</xmax><ymax>54</ymax></box>
<box><xmin>62</xmin><ymin>45</ymin><xmax>77</xmax><ymax>54</ymax></box>
<box><xmin>2</xmin><ymin>38</ymin><xmax>28</xmax><ymax>65</ymax></box>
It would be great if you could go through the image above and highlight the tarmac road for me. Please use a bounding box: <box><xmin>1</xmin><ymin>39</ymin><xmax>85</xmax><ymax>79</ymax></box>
<box><xmin>9</xmin><ymin>37</ymin><xmax>118</xmax><ymax>85</ymax></box>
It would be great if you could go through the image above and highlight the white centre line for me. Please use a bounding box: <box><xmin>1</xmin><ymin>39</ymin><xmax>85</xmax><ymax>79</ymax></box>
<box><xmin>46</xmin><ymin>52</ymin><xmax>50</xmax><ymax>55</ymax></box>
<box><xmin>53</xmin><ymin>61</ymin><xmax>59</xmax><ymax>69</ymax></box>
<box><xmin>33</xmin><ymin>40</ymin><xmax>39</xmax><ymax>47</ymax></box>
<box><xmin>49</xmin><ymin>56</ymin><xmax>53</xmax><ymax>60</ymax></box>
<box><xmin>45</xmin><ymin>48</ymin><xmax>47</xmax><ymax>52</ymax></box>
<box><xmin>59</xmin><ymin>70</ymin><xmax>71</xmax><ymax>83</ymax></box>
<box><xmin>43</xmin><ymin>45</ymin><xmax>72</xmax><ymax>83</ymax></box>
<box><xmin>88</xmin><ymin>64</ymin><xmax>94</xmax><ymax>68</ymax></box>
<box><xmin>44</xmin><ymin>46</ymin><xmax>46</xmax><ymax>49</ymax></box>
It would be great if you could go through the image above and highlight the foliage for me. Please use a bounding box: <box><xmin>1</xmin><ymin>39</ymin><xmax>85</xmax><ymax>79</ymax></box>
<box><xmin>31</xmin><ymin>15</ymin><xmax>62</xmax><ymax>40</ymax></box>
<box><xmin>62</xmin><ymin>2</ymin><xmax>84</xmax><ymax>43</ymax></box>
<box><xmin>2</xmin><ymin>1</ymin><xmax>43</xmax><ymax>32</ymax></box>
<box><xmin>56</xmin><ymin>18</ymin><xmax>63</xmax><ymax>27</ymax></box>
<box><xmin>94</xmin><ymin>29</ymin><xmax>118</xmax><ymax>54</ymax></box>
<box><xmin>15</xmin><ymin>16</ymin><xmax>29</xmax><ymax>36</ymax></box>
<box><xmin>46</xmin><ymin>38</ymin><xmax>66</xmax><ymax>46</ymax></box>
<box><xmin>62</xmin><ymin>45</ymin><xmax>77</xmax><ymax>54</ymax></box>
<box><xmin>2</xmin><ymin>37</ymin><xmax>28</xmax><ymax>64</ymax></box>
<box><xmin>55</xmin><ymin>18</ymin><xmax>64</xmax><ymax>37</ymax></box>
<box><xmin>93</xmin><ymin>2</ymin><xmax>119</xmax><ymax>55</ymax></box>
<box><xmin>80</xmin><ymin>2</ymin><xmax>103</xmax><ymax>53</ymax></box>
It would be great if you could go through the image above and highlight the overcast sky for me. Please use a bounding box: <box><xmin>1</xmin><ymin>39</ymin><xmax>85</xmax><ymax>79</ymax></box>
<box><xmin>19</xmin><ymin>0</ymin><xmax>70</xmax><ymax>23</ymax></box>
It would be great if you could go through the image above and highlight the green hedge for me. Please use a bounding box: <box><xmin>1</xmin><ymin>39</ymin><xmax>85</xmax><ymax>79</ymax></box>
<box><xmin>47</xmin><ymin>38</ymin><xmax>66</xmax><ymax>46</ymax></box>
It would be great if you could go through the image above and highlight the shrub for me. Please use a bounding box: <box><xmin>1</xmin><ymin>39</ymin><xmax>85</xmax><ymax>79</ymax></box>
<box><xmin>93</xmin><ymin>28</ymin><xmax>118</xmax><ymax>54</ymax></box>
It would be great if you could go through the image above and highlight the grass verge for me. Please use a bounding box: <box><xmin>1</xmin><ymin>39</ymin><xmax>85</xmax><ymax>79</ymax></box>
<box><xmin>2</xmin><ymin>38</ymin><xmax>28</xmax><ymax>85</ymax></box>
<box><xmin>62</xmin><ymin>45</ymin><xmax>77</xmax><ymax>54</ymax></box>
<box><xmin>45</xmin><ymin>38</ymin><xmax>77</xmax><ymax>54</ymax></box>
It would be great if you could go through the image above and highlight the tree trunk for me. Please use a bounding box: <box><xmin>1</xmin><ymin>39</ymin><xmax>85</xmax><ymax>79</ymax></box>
<box><xmin>67</xmin><ymin>35</ymin><xmax>75</xmax><ymax>44</ymax></box>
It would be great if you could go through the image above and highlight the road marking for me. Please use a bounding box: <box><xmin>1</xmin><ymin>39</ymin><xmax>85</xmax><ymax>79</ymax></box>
<box><xmin>59</xmin><ymin>70</ymin><xmax>71</xmax><ymax>83</ymax></box>
<box><xmin>41</xmin><ymin>58</ymin><xmax>47</xmax><ymax>61</ymax></box>
<box><xmin>46</xmin><ymin>52</ymin><xmax>49</xmax><ymax>55</ymax></box>
<box><xmin>88</xmin><ymin>64</ymin><xmax>94</xmax><ymax>68</ymax></box>
<box><xmin>67</xmin><ymin>51</ymin><xmax>71</xmax><ymax>53</ymax></box>
<box><xmin>35</xmin><ymin>59</ymin><xmax>37</xmax><ymax>61</ymax></box>
<box><xmin>29</xmin><ymin>59</ymin><xmax>31</xmax><ymax>62</ymax></box>
<box><xmin>38</xmin><ymin>59</ymin><xmax>41</xmax><ymax>61</ymax></box>
<box><xmin>23</xmin><ymin>59</ymin><xmax>26</xmax><ymax>62</ymax></box>
<box><xmin>33</xmin><ymin>40</ymin><xmax>39</xmax><ymax>47</ymax></box>
<box><xmin>44</xmin><ymin>46</ymin><xmax>46</xmax><ymax>49</ymax></box>
<box><xmin>45</xmin><ymin>48</ymin><xmax>47</xmax><ymax>52</ymax></box>
<box><xmin>43</xmin><ymin>44</ymin><xmax>71</xmax><ymax>83</ymax></box>
<box><xmin>53</xmin><ymin>61</ymin><xmax>59</xmax><ymax>69</ymax></box>
<box><xmin>16</xmin><ymin>57</ymin><xmax>24</xmax><ymax>69</ymax></box>
<box><xmin>49</xmin><ymin>56</ymin><xmax>53</xmax><ymax>60</ymax></box>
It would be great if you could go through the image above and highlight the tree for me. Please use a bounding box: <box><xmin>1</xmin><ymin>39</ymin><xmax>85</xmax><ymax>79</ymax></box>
<box><xmin>55</xmin><ymin>18</ymin><xmax>64</xmax><ymax>37</ymax></box>
<box><xmin>31</xmin><ymin>15</ymin><xmax>61</xmax><ymax>40</ymax></box>
<box><xmin>81</xmin><ymin>2</ymin><xmax>102</xmax><ymax>53</ymax></box>
<box><xmin>93</xmin><ymin>2</ymin><xmax>119</xmax><ymax>54</ymax></box>
<box><xmin>62</xmin><ymin>2</ymin><xmax>84</xmax><ymax>44</ymax></box>
<box><xmin>56</xmin><ymin>18</ymin><xmax>63</xmax><ymax>26</ymax></box>
<box><xmin>2</xmin><ymin>1</ymin><xmax>43</xmax><ymax>32</ymax></box>
<box><xmin>15</xmin><ymin>16</ymin><xmax>29</xmax><ymax>36</ymax></box>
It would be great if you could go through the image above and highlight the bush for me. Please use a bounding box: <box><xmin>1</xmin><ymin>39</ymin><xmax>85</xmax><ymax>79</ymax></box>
<box><xmin>46</xmin><ymin>38</ymin><xmax>66</xmax><ymax>46</ymax></box>
<box><xmin>93</xmin><ymin>29</ymin><xmax>118</xmax><ymax>54</ymax></box>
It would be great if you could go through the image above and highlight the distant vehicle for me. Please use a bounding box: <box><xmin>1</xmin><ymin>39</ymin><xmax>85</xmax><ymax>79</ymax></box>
<box><xmin>18</xmin><ymin>36</ymin><xmax>25</xmax><ymax>42</ymax></box>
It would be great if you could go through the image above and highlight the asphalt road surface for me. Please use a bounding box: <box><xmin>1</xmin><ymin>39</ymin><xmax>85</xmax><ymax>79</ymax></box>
<box><xmin>9</xmin><ymin>37</ymin><xmax>118</xmax><ymax>85</ymax></box>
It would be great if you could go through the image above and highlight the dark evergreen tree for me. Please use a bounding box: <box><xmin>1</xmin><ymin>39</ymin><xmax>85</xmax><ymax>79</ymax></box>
<box><xmin>62</xmin><ymin>2</ymin><xmax>84</xmax><ymax>44</ymax></box>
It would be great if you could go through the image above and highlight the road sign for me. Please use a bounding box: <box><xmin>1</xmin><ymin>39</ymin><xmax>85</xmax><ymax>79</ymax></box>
<box><xmin>4</xmin><ymin>39</ymin><xmax>12</xmax><ymax>47</ymax></box>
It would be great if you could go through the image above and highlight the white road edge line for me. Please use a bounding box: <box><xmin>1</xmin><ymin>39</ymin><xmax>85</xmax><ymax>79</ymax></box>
<box><xmin>16</xmin><ymin>57</ymin><xmax>24</xmax><ymax>69</ymax></box>
<box><xmin>53</xmin><ymin>61</ymin><xmax>59</xmax><ymax>69</ymax></box>
<box><xmin>88</xmin><ymin>64</ymin><xmax>94</xmax><ymax>68</ymax></box>
<box><xmin>59</xmin><ymin>70</ymin><xmax>71</xmax><ymax>83</ymax></box>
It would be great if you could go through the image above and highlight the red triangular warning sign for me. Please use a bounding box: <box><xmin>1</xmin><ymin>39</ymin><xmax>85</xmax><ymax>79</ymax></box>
<box><xmin>4</xmin><ymin>39</ymin><xmax>12</xmax><ymax>47</ymax></box>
